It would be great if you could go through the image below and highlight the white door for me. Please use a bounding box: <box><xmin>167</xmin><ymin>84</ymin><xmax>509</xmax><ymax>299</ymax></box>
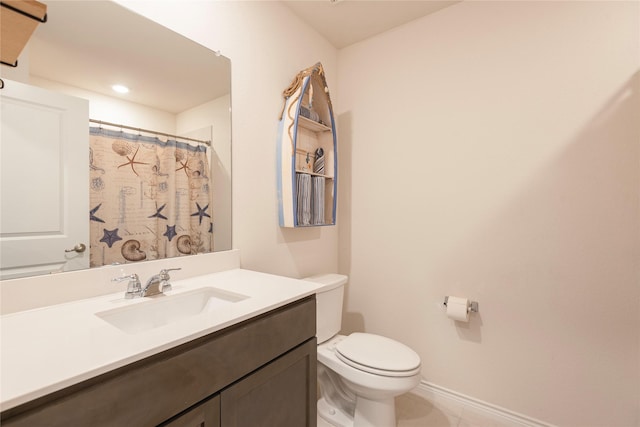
<box><xmin>0</xmin><ymin>79</ymin><xmax>89</xmax><ymax>279</ymax></box>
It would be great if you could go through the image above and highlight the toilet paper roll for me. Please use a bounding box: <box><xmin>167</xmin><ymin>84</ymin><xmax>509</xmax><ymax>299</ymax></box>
<box><xmin>446</xmin><ymin>296</ymin><xmax>470</xmax><ymax>322</ymax></box>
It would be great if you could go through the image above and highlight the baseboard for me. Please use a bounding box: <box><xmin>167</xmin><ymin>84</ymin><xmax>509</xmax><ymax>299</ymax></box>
<box><xmin>411</xmin><ymin>380</ymin><xmax>556</xmax><ymax>427</ymax></box>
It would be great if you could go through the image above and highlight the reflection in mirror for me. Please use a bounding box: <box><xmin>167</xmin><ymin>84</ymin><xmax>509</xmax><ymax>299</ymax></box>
<box><xmin>0</xmin><ymin>1</ymin><xmax>231</xmax><ymax>280</ymax></box>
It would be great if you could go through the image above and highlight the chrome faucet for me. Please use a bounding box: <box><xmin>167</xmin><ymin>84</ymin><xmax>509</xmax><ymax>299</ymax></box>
<box><xmin>112</xmin><ymin>268</ymin><xmax>181</xmax><ymax>299</ymax></box>
<box><xmin>141</xmin><ymin>268</ymin><xmax>181</xmax><ymax>297</ymax></box>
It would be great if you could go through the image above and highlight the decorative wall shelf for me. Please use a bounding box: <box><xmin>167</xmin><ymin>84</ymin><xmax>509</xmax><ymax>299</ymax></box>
<box><xmin>277</xmin><ymin>62</ymin><xmax>337</xmax><ymax>228</ymax></box>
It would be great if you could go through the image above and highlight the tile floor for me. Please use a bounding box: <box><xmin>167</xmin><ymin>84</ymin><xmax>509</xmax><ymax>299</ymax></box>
<box><xmin>317</xmin><ymin>391</ymin><xmax>521</xmax><ymax>427</ymax></box>
<box><xmin>395</xmin><ymin>392</ymin><xmax>519</xmax><ymax>427</ymax></box>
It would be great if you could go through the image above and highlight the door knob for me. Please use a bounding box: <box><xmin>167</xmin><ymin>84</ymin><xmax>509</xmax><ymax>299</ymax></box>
<box><xmin>65</xmin><ymin>243</ymin><xmax>86</xmax><ymax>253</ymax></box>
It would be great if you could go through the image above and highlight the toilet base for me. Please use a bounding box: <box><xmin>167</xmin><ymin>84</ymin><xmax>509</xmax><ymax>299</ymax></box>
<box><xmin>353</xmin><ymin>396</ymin><xmax>396</xmax><ymax>427</ymax></box>
<box><xmin>318</xmin><ymin>397</ymin><xmax>353</xmax><ymax>427</ymax></box>
<box><xmin>318</xmin><ymin>396</ymin><xmax>397</xmax><ymax>427</ymax></box>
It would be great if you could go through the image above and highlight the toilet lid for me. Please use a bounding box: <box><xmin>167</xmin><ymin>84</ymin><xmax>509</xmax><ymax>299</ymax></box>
<box><xmin>335</xmin><ymin>333</ymin><xmax>421</xmax><ymax>377</ymax></box>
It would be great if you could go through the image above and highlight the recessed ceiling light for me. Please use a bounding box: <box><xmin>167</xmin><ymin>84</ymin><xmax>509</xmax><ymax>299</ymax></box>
<box><xmin>111</xmin><ymin>84</ymin><xmax>130</xmax><ymax>94</ymax></box>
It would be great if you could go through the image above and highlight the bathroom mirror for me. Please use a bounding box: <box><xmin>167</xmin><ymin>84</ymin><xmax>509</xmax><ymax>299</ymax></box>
<box><xmin>0</xmin><ymin>1</ymin><xmax>231</xmax><ymax>279</ymax></box>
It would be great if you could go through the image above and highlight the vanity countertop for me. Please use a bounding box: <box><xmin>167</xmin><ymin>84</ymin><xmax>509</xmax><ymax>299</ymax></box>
<box><xmin>0</xmin><ymin>268</ymin><xmax>321</xmax><ymax>411</ymax></box>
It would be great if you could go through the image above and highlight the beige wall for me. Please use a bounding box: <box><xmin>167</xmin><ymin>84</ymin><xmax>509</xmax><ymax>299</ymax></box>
<box><xmin>5</xmin><ymin>0</ymin><xmax>637</xmax><ymax>424</ymax></box>
<box><xmin>336</xmin><ymin>1</ymin><xmax>639</xmax><ymax>426</ymax></box>
<box><xmin>118</xmin><ymin>0</ymin><xmax>340</xmax><ymax>278</ymax></box>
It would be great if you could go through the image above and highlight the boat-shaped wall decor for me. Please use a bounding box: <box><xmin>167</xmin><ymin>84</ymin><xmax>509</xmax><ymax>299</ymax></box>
<box><xmin>277</xmin><ymin>62</ymin><xmax>337</xmax><ymax>228</ymax></box>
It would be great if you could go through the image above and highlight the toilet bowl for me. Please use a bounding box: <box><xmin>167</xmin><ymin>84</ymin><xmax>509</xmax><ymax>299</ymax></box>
<box><xmin>304</xmin><ymin>274</ymin><xmax>422</xmax><ymax>427</ymax></box>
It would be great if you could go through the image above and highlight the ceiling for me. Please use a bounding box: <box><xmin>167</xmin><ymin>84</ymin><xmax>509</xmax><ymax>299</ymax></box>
<box><xmin>23</xmin><ymin>1</ymin><xmax>458</xmax><ymax>114</ymax></box>
<box><xmin>28</xmin><ymin>1</ymin><xmax>230</xmax><ymax>114</ymax></box>
<box><xmin>282</xmin><ymin>0</ymin><xmax>460</xmax><ymax>49</ymax></box>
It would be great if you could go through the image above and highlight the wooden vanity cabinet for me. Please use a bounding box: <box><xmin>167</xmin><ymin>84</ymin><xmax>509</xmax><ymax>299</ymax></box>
<box><xmin>161</xmin><ymin>395</ymin><xmax>221</xmax><ymax>427</ymax></box>
<box><xmin>1</xmin><ymin>296</ymin><xmax>317</xmax><ymax>427</ymax></box>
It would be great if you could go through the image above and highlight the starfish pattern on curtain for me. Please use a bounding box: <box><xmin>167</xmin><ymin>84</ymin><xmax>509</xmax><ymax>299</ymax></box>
<box><xmin>89</xmin><ymin>127</ymin><xmax>213</xmax><ymax>267</ymax></box>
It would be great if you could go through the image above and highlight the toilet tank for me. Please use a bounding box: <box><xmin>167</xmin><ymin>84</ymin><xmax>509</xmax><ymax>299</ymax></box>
<box><xmin>303</xmin><ymin>274</ymin><xmax>348</xmax><ymax>344</ymax></box>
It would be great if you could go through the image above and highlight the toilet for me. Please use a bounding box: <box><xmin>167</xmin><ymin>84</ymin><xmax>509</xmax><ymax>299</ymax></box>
<box><xmin>304</xmin><ymin>274</ymin><xmax>421</xmax><ymax>427</ymax></box>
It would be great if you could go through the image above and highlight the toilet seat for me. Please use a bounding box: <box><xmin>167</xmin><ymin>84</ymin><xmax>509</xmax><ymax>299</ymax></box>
<box><xmin>334</xmin><ymin>333</ymin><xmax>421</xmax><ymax>377</ymax></box>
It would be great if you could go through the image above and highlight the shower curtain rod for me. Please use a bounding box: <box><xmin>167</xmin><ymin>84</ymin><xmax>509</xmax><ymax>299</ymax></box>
<box><xmin>89</xmin><ymin>119</ymin><xmax>211</xmax><ymax>147</ymax></box>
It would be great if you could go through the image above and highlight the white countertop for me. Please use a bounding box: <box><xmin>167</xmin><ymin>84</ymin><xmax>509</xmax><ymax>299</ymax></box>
<box><xmin>0</xmin><ymin>268</ymin><xmax>321</xmax><ymax>411</ymax></box>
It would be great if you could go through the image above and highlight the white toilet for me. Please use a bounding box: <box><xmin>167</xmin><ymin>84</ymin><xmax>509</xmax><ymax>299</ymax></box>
<box><xmin>304</xmin><ymin>274</ymin><xmax>421</xmax><ymax>427</ymax></box>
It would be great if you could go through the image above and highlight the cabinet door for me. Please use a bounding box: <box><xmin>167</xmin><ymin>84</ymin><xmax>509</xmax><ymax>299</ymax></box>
<box><xmin>221</xmin><ymin>339</ymin><xmax>317</xmax><ymax>427</ymax></box>
<box><xmin>160</xmin><ymin>395</ymin><xmax>220</xmax><ymax>427</ymax></box>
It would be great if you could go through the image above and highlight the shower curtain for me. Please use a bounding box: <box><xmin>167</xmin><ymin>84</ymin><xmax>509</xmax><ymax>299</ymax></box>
<box><xmin>89</xmin><ymin>127</ymin><xmax>213</xmax><ymax>267</ymax></box>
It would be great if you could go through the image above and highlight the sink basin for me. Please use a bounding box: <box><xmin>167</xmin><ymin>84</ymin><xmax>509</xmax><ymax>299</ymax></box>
<box><xmin>96</xmin><ymin>287</ymin><xmax>249</xmax><ymax>334</ymax></box>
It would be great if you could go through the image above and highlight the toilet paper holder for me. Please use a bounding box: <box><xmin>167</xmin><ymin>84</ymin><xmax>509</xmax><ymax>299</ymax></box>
<box><xmin>443</xmin><ymin>296</ymin><xmax>479</xmax><ymax>313</ymax></box>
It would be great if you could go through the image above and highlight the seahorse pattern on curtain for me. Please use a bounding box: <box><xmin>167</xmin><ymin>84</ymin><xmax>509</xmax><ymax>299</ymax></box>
<box><xmin>89</xmin><ymin>127</ymin><xmax>213</xmax><ymax>267</ymax></box>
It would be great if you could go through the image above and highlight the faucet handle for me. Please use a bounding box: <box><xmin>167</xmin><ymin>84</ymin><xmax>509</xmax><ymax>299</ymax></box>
<box><xmin>159</xmin><ymin>268</ymin><xmax>181</xmax><ymax>292</ymax></box>
<box><xmin>112</xmin><ymin>273</ymin><xmax>142</xmax><ymax>299</ymax></box>
<box><xmin>112</xmin><ymin>273</ymin><xmax>138</xmax><ymax>283</ymax></box>
<box><xmin>159</xmin><ymin>268</ymin><xmax>181</xmax><ymax>276</ymax></box>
